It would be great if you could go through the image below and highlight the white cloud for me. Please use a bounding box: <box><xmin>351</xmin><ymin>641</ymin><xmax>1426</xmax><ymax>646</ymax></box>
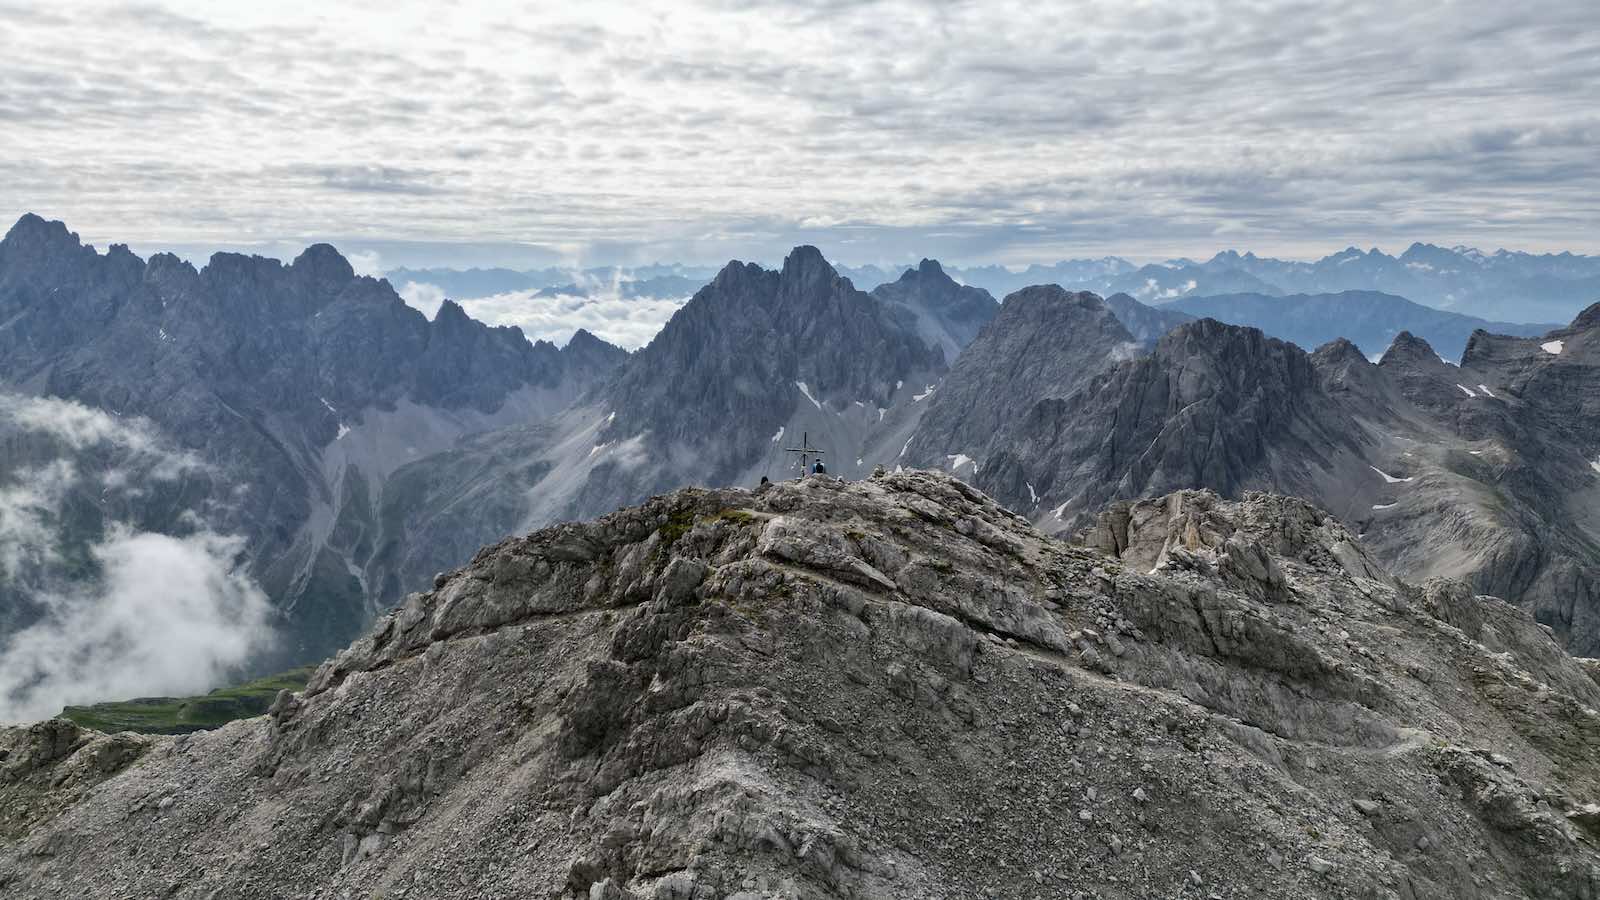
<box><xmin>397</xmin><ymin>280</ymin><xmax>448</xmax><ymax>318</ymax></box>
<box><xmin>0</xmin><ymin>460</ymin><xmax>76</xmax><ymax>579</ymax></box>
<box><xmin>0</xmin><ymin>527</ymin><xmax>275</xmax><ymax>724</ymax></box>
<box><xmin>399</xmin><ymin>282</ymin><xmax>689</xmax><ymax>350</ymax></box>
<box><xmin>0</xmin><ymin>391</ymin><xmax>274</xmax><ymax>723</ymax></box>
<box><xmin>2</xmin><ymin>1</ymin><xmax>1596</xmax><ymax>263</ymax></box>
<box><xmin>344</xmin><ymin>249</ymin><xmax>384</xmax><ymax>277</ymax></box>
<box><xmin>0</xmin><ymin>393</ymin><xmax>204</xmax><ymax>478</ymax></box>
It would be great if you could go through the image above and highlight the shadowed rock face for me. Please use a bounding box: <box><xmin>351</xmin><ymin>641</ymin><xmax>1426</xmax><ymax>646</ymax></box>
<box><xmin>915</xmin><ymin>293</ymin><xmax>1600</xmax><ymax>657</ymax></box>
<box><xmin>976</xmin><ymin>318</ymin><xmax>1366</xmax><ymax>527</ymax></box>
<box><xmin>1101</xmin><ymin>291</ymin><xmax>1196</xmax><ymax>347</ymax></box>
<box><xmin>0</xmin><ymin>215</ymin><xmax>626</xmax><ymax>665</ymax></box>
<box><xmin>869</xmin><ymin>258</ymin><xmax>998</xmax><ymax>364</ymax></box>
<box><xmin>907</xmin><ymin>286</ymin><xmax>1140</xmax><ymax>473</ymax></box>
<box><xmin>366</xmin><ymin>247</ymin><xmax>951</xmax><ymax>598</ymax></box>
<box><xmin>5</xmin><ymin>472</ymin><xmax>1600</xmax><ymax>898</ymax></box>
<box><xmin>600</xmin><ymin>246</ymin><xmax>944</xmax><ymax>478</ymax></box>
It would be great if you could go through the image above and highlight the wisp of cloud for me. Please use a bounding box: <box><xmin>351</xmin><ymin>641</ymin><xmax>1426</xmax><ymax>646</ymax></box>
<box><xmin>0</xmin><ymin>528</ymin><xmax>275</xmax><ymax>723</ymax></box>
<box><xmin>0</xmin><ymin>392</ymin><xmax>276</xmax><ymax>724</ymax></box>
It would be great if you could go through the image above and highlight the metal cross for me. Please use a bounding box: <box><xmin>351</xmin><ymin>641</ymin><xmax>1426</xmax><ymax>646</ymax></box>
<box><xmin>783</xmin><ymin>430</ymin><xmax>826</xmax><ymax>477</ymax></box>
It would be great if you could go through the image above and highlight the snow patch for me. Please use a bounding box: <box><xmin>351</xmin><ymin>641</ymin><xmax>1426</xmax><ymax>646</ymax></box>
<box><xmin>913</xmin><ymin>384</ymin><xmax>937</xmax><ymax>402</ymax></box>
<box><xmin>1026</xmin><ymin>482</ymin><xmax>1038</xmax><ymax>504</ymax></box>
<box><xmin>335</xmin><ymin>424</ymin><xmax>350</xmax><ymax>441</ymax></box>
<box><xmin>899</xmin><ymin>437</ymin><xmax>912</xmax><ymax>458</ymax></box>
<box><xmin>1477</xmin><ymin>384</ymin><xmax>1497</xmax><ymax>398</ymax></box>
<box><xmin>1469</xmin><ymin>450</ymin><xmax>1483</xmax><ymax>455</ymax></box>
<box><xmin>1456</xmin><ymin>384</ymin><xmax>1477</xmax><ymax>398</ymax></box>
<box><xmin>895</xmin><ymin>380</ymin><xmax>903</xmax><ymax>391</ymax></box>
<box><xmin>946</xmin><ymin>454</ymin><xmax>977</xmax><ymax>473</ymax></box>
<box><xmin>589</xmin><ymin>442</ymin><xmax>610</xmax><ymax>458</ymax></box>
<box><xmin>1052</xmin><ymin>501</ymin><xmax>1069</xmax><ymax>521</ymax></box>
<box><xmin>1371</xmin><ymin>502</ymin><xmax>1397</xmax><ymax>510</ymax></box>
<box><xmin>876</xmin><ymin>407</ymin><xmax>887</xmax><ymax>422</ymax></box>
<box><xmin>320</xmin><ymin>397</ymin><xmax>337</xmax><ymax>414</ymax></box>
<box><xmin>604</xmin><ymin>411</ymin><xmax>616</xmax><ymax>424</ymax></box>
<box><xmin>795</xmin><ymin>381</ymin><xmax>822</xmax><ymax>410</ymax></box>
<box><xmin>1591</xmin><ymin>457</ymin><xmax>1600</xmax><ymax>475</ymax></box>
<box><xmin>1542</xmin><ymin>340</ymin><xmax>1565</xmax><ymax>355</ymax></box>
<box><xmin>1370</xmin><ymin>465</ymin><xmax>1414</xmax><ymax>484</ymax></box>
<box><xmin>771</xmin><ymin>426</ymin><xmax>785</xmax><ymax>443</ymax></box>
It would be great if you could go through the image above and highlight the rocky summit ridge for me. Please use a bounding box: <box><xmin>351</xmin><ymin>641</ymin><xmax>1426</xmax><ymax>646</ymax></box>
<box><xmin>5</xmin><ymin>471</ymin><xmax>1600</xmax><ymax>898</ymax></box>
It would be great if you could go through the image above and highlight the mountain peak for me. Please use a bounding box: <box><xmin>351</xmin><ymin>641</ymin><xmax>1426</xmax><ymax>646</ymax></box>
<box><xmin>1570</xmin><ymin>300</ymin><xmax>1600</xmax><ymax>331</ymax></box>
<box><xmin>1006</xmin><ymin>283</ymin><xmax>1113</xmax><ymax>315</ymax></box>
<box><xmin>2</xmin><ymin>213</ymin><xmax>85</xmax><ymax>256</ymax></box>
<box><xmin>1312</xmin><ymin>336</ymin><xmax>1366</xmax><ymax>362</ymax></box>
<box><xmin>906</xmin><ymin>285</ymin><xmax>1135</xmax><ymax>467</ymax></box>
<box><xmin>917</xmin><ymin>257</ymin><xmax>946</xmax><ymax>278</ymax></box>
<box><xmin>566</xmin><ymin>327</ymin><xmax>604</xmax><ymax>349</ymax></box>
<box><xmin>434</xmin><ymin>297</ymin><xmax>470</xmax><ymax>324</ymax></box>
<box><xmin>779</xmin><ymin>244</ymin><xmax>839</xmax><ymax>289</ymax></box>
<box><xmin>291</xmin><ymin>242</ymin><xmax>356</xmax><ymax>288</ymax></box>
<box><xmin>708</xmin><ymin>258</ymin><xmax>765</xmax><ymax>292</ymax></box>
<box><xmin>1378</xmin><ymin>330</ymin><xmax>1448</xmax><ymax>369</ymax></box>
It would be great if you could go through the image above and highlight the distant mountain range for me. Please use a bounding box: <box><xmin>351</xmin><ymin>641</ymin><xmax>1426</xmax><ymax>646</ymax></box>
<box><xmin>1162</xmin><ymin>290</ymin><xmax>1556</xmax><ymax>362</ymax></box>
<box><xmin>5</xmin><ymin>213</ymin><xmax>1600</xmax><ymax>720</ymax></box>
<box><xmin>395</xmin><ymin>243</ymin><xmax>1600</xmax><ymax>327</ymax></box>
<box><xmin>943</xmin><ymin>244</ymin><xmax>1600</xmax><ymax>323</ymax></box>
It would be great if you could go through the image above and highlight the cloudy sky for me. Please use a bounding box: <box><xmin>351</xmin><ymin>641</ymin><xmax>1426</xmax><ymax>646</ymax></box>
<box><xmin>3</xmin><ymin>0</ymin><xmax>1598</xmax><ymax>269</ymax></box>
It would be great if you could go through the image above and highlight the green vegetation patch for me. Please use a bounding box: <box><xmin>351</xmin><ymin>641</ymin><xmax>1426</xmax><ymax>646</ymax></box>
<box><xmin>657</xmin><ymin>507</ymin><xmax>698</xmax><ymax>545</ymax></box>
<box><xmin>60</xmin><ymin>665</ymin><xmax>316</xmax><ymax>735</ymax></box>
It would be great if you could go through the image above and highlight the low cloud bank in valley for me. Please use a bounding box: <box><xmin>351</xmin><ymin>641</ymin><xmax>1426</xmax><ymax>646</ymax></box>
<box><xmin>399</xmin><ymin>280</ymin><xmax>689</xmax><ymax>350</ymax></box>
<box><xmin>0</xmin><ymin>393</ymin><xmax>275</xmax><ymax>724</ymax></box>
<box><xmin>0</xmin><ymin>529</ymin><xmax>274</xmax><ymax>723</ymax></box>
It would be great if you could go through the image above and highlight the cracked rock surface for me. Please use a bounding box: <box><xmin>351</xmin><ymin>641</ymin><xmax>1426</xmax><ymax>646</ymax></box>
<box><xmin>4</xmin><ymin>472</ymin><xmax>1600</xmax><ymax>899</ymax></box>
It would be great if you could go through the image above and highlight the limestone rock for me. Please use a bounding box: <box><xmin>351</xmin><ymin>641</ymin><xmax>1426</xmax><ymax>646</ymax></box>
<box><xmin>3</xmin><ymin>472</ymin><xmax>1600</xmax><ymax>899</ymax></box>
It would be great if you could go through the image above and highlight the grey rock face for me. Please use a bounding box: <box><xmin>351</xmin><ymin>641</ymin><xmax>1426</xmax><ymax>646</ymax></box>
<box><xmin>600</xmin><ymin>246</ymin><xmax>944</xmax><ymax>477</ymax></box>
<box><xmin>975</xmin><ymin>317</ymin><xmax>1366</xmax><ymax>525</ymax></box>
<box><xmin>0</xmin><ymin>215</ymin><xmax>626</xmax><ymax>665</ymax></box>
<box><xmin>1100</xmin><ymin>292</ymin><xmax>1196</xmax><ymax>347</ymax></box>
<box><xmin>369</xmin><ymin>247</ymin><xmax>950</xmax><ymax>592</ymax></box>
<box><xmin>907</xmin><ymin>286</ymin><xmax>1141</xmax><ymax>474</ymax></box>
<box><xmin>869</xmin><ymin>258</ymin><xmax>998</xmax><ymax>364</ymax></box>
<box><xmin>945</xmin><ymin>289</ymin><xmax>1600</xmax><ymax>657</ymax></box>
<box><xmin>1</xmin><ymin>719</ymin><xmax>153</xmax><ymax>842</ymax></box>
<box><xmin>5</xmin><ymin>473</ymin><xmax>1600</xmax><ymax>898</ymax></box>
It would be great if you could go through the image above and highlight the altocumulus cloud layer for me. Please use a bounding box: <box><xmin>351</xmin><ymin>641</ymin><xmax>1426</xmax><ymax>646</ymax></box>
<box><xmin>0</xmin><ymin>393</ymin><xmax>275</xmax><ymax>724</ymax></box>
<box><xmin>1</xmin><ymin>1</ymin><xmax>1598</xmax><ymax>265</ymax></box>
